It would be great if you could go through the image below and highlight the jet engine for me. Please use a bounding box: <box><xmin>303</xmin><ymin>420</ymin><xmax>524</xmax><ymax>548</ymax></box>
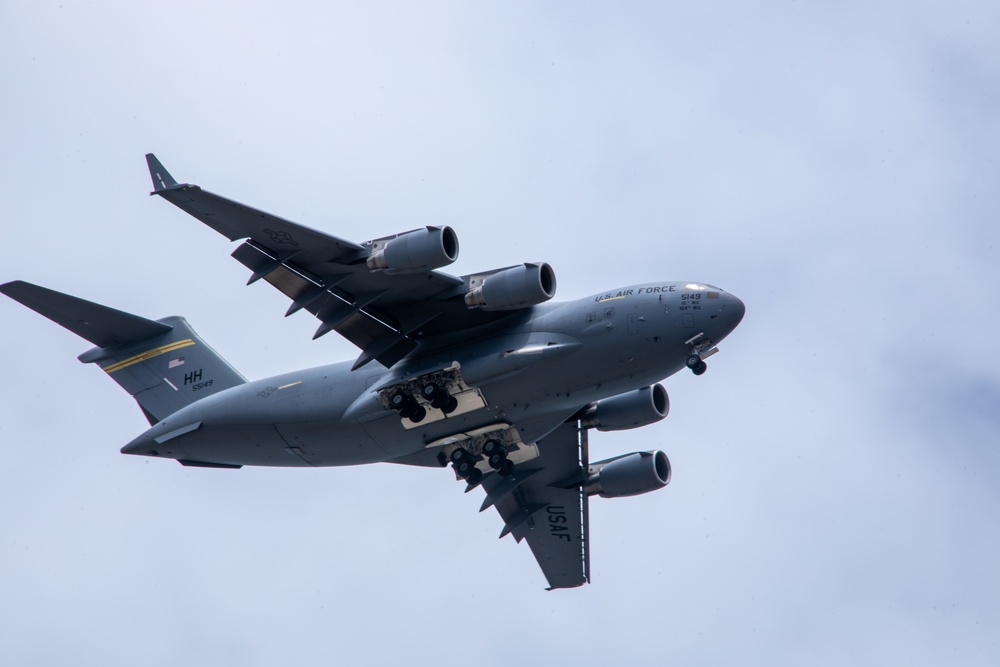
<box><xmin>366</xmin><ymin>226</ymin><xmax>459</xmax><ymax>273</ymax></box>
<box><xmin>582</xmin><ymin>384</ymin><xmax>669</xmax><ymax>432</ymax></box>
<box><xmin>584</xmin><ymin>450</ymin><xmax>671</xmax><ymax>498</ymax></box>
<box><xmin>464</xmin><ymin>262</ymin><xmax>557</xmax><ymax>311</ymax></box>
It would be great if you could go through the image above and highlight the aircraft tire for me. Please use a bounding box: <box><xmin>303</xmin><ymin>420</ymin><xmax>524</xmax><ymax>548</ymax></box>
<box><xmin>391</xmin><ymin>391</ymin><xmax>409</xmax><ymax>410</ymax></box>
<box><xmin>466</xmin><ymin>468</ymin><xmax>483</xmax><ymax>486</ymax></box>
<box><xmin>450</xmin><ymin>447</ymin><xmax>471</xmax><ymax>463</ymax></box>
<box><xmin>498</xmin><ymin>459</ymin><xmax>515</xmax><ymax>477</ymax></box>
<box><xmin>408</xmin><ymin>404</ymin><xmax>427</xmax><ymax>423</ymax></box>
<box><xmin>482</xmin><ymin>439</ymin><xmax>504</xmax><ymax>457</ymax></box>
<box><xmin>686</xmin><ymin>354</ymin><xmax>702</xmax><ymax>369</ymax></box>
<box><xmin>440</xmin><ymin>395</ymin><xmax>459</xmax><ymax>415</ymax></box>
<box><xmin>692</xmin><ymin>361</ymin><xmax>707</xmax><ymax>376</ymax></box>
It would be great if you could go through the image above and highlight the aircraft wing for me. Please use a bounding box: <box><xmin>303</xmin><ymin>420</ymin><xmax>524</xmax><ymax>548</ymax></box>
<box><xmin>478</xmin><ymin>421</ymin><xmax>590</xmax><ymax>589</ymax></box>
<box><xmin>145</xmin><ymin>154</ymin><xmax>514</xmax><ymax>369</ymax></box>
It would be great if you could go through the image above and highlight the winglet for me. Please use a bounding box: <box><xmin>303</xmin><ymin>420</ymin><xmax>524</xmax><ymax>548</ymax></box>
<box><xmin>145</xmin><ymin>153</ymin><xmax>179</xmax><ymax>193</ymax></box>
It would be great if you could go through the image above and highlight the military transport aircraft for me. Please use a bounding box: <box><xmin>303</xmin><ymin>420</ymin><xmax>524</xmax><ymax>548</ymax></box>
<box><xmin>0</xmin><ymin>155</ymin><xmax>745</xmax><ymax>589</ymax></box>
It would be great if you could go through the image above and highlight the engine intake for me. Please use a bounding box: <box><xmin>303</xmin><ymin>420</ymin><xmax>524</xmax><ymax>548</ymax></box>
<box><xmin>367</xmin><ymin>226</ymin><xmax>459</xmax><ymax>273</ymax></box>
<box><xmin>585</xmin><ymin>450</ymin><xmax>671</xmax><ymax>498</ymax></box>
<box><xmin>583</xmin><ymin>384</ymin><xmax>669</xmax><ymax>432</ymax></box>
<box><xmin>464</xmin><ymin>263</ymin><xmax>557</xmax><ymax>311</ymax></box>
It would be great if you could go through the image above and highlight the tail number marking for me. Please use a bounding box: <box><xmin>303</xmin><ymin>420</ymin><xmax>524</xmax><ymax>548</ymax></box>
<box><xmin>184</xmin><ymin>368</ymin><xmax>214</xmax><ymax>392</ymax></box>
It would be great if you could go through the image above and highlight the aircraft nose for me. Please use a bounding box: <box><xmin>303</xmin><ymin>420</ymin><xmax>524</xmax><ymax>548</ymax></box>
<box><xmin>700</xmin><ymin>290</ymin><xmax>744</xmax><ymax>341</ymax></box>
<box><xmin>721</xmin><ymin>292</ymin><xmax>745</xmax><ymax>332</ymax></box>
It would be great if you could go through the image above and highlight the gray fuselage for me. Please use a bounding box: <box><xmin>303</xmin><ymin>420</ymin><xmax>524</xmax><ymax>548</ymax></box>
<box><xmin>122</xmin><ymin>281</ymin><xmax>745</xmax><ymax>468</ymax></box>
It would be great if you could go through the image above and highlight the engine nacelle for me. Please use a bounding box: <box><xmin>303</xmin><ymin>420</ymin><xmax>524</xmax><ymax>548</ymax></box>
<box><xmin>585</xmin><ymin>450</ymin><xmax>671</xmax><ymax>498</ymax></box>
<box><xmin>464</xmin><ymin>262</ymin><xmax>557</xmax><ymax>311</ymax></box>
<box><xmin>583</xmin><ymin>384</ymin><xmax>669</xmax><ymax>432</ymax></box>
<box><xmin>366</xmin><ymin>226</ymin><xmax>459</xmax><ymax>273</ymax></box>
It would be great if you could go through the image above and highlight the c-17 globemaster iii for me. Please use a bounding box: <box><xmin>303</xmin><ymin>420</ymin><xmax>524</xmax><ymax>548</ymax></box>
<box><xmin>0</xmin><ymin>155</ymin><xmax>745</xmax><ymax>589</ymax></box>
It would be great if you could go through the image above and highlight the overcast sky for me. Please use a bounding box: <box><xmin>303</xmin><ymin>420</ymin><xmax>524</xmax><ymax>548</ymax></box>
<box><xmin>2</xmin><ymin>2</ymin><xmax>999</xmax><ymax>665</ymax></box>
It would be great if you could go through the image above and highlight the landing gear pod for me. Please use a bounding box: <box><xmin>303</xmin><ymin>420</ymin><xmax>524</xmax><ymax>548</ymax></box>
<box><xmin>464</xmin><ymin>262</ymin><xmax>557</xmax><ymax>311</ymax></box>
<box><xmin>366</xmin><ymin>226</ymin><xmax>459</xmax><ymax>273</ymax></box>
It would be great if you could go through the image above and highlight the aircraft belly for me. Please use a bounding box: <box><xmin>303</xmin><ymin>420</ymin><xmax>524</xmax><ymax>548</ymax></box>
<box><xmin>172</xmin><ymin>423</ymin><xmax>310</xmax><ymax>467</ymax></box>
<box><xmin>275</xmin><ymin>420</ymin><xmax>390</xmax><ymax>466</ymax></box>
<box><xmin>155</xmin><ymin>312</ymin><xmax>682</xmax><ymax>469</ymax></box>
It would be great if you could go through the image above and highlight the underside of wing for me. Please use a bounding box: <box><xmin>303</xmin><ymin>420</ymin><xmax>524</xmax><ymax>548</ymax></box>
<box><xmin>145</xmin><ymin>154</ymin><xmax>553</xmax><ymax>369</ymax></box>
<box><xmin>230</xmin><ymin>239</ymin><xmax>462</xmax><ymax>369</ymax></box>
<box><xmin>479</xmin><ymin>420</ymin><xmax>590</xmax><ymax>590</ymax></box>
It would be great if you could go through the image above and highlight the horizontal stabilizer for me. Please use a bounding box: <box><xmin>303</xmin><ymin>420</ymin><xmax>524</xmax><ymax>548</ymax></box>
<box><xmin>3</xmin><ymin>280</ymin><xmax>246</xmax><ymax>425</ymax></box>
<box><xmin>0</xmin><ymin>280</ymin><xmax>172</xmax><ymax>348</ymax></box>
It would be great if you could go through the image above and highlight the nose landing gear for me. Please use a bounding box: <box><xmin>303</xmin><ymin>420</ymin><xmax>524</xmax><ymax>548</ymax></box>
<box><xmin>686</xmin><ymin>354</ymin><xmax>708</xmax><ymax>376</ymax></box>
<box><xmin>685</xmin><ymin>333</ymin><xmax>717</xmax><ymax>376</ymax></box>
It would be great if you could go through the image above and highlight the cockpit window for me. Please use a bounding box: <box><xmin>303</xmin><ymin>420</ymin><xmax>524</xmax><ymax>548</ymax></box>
<box><xmin>684</xmin><ymin>283</ymin><xmax>718</xmax><ymax>291</ymax></box>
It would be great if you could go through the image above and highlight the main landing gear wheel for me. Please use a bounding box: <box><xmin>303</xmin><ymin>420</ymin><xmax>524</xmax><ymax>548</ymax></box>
<box><xmin>465</xmin><ymin>467</ymin><xmax>483</xmax><ymax>486</ymax></box>
<box><xmin>497</xmin><ymin>459</ymin><xmax>515</xmax><ymax>477</ymax></box>
<box><xmin>483</xmin><ymin>438</ymin><xmax>508</xmax><ymax>470</ymax></box>
<box><xmin>402</xmin><ymin>403</ymin><xmax>426</xmax><ymax>423</ymax></box>
<box><xmin>391</xmin><ymin>391</ymin><xmax>426</xmax><ymax>423</ymax></box>
<box><xmin>390</xmin><ymin>392</ymin><xmax>408</xmax><ymax>410</ymax></box>
<box><xmin>430</xmin><ymin>394</ymin><xmax>458</xmax><ymax>414</ymax></box>
<box><xmin>455</xmin><ymin>459</ymin><xmax>477</xmax><ymax>478</ymax></box>
<box><xmin>438</xmin><ymin>394</ymin><xmax>459</xmax><ymax>415</ymax></box>
<box><xmin>423</xmin><ymin>382</ymin><xmax>459</xmax><ymax>415</ymax></box>
<box><xmin>482</xmin><ymin>439</ymin><xmax>504</xmax><ymax>457</ymax></box>
<box><xmin>454</xmin><ymin>455</ymin><xmax>483</xmax><ymax>486</ymax></box>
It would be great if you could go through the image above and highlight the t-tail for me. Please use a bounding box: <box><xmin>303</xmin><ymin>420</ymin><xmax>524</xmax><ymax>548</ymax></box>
<box><xmin>0</xmin><ymin>281</ymin><xmax>246</xmax><ymax>425</ymax></box>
